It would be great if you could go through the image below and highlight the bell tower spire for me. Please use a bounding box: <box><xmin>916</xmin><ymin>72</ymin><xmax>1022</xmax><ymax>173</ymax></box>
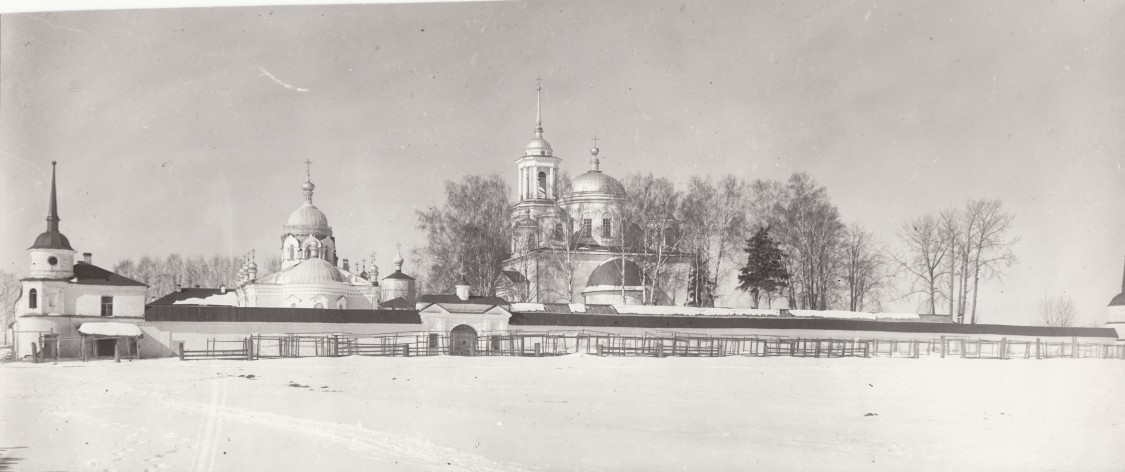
<box><xmin>535</xmin><ymin>76</ymin><xmax>543</xmax><ymax>136</ymax></box>
<box><xmin>46</xmin><ymin>161</ymin><xmax>61</xmax><ymax>233</ymax></box>
<box><xmin>301</xmin><ymin>159</ymin><xmax>315</xmax><ymax>204</ymax></box>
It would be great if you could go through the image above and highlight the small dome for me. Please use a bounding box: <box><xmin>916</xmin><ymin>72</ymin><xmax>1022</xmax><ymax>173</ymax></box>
<box><xmin>301</xmin><ymin>180</ymin><xmax>315</xmax><ymax>192</ymax></box>
<box><xmin>31</xmin><ymin>231</ymin><xmax>73</xmax><ymax>251</ymax></box>
<box><xmin>277</xmin><ymin>258</ymin><xmax>348</xmax><ymax>285</ymax></box>
<box><xmin>287</xmin><ymin>203</ymin><xmax>329</xmax><ymax>228</ymax></box>
<box><xmin>392</xmin><ymin>252</ymin><xmax>404</xmax><ymax>266</ymax></box>
<box><xmin>570</xmin><ymin>171</ymin><xmax>626</xmax><ymax>198</ymax></box>
<box><xmin>586</xmin><ymin>258</ymin><xmax>642</xmax><ymax>288</ymax></box>
<box><xmin>524</xmin><ymin>136</ymin><xmax>553</xmax><ymax>156</ymax></box>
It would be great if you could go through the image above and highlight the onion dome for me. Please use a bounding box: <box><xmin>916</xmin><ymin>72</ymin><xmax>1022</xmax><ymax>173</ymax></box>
<box><xmin>284</xmin><ymin>168</ymin><xmax>333</xmax><ymax>236</ymax></box>
<box><xmin>586</xmin><ymin>258</ymin><xmax>643</xmax><ymax>288</ymax></box>
<box><xmin>30</xmin><ymin>161</ymin><xmax>74</xmax><ymax>251</ymax></box>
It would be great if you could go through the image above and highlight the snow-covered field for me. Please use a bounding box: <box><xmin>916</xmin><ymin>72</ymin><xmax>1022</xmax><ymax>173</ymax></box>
<box><xmin>2</xmin><ymin>354</ymin><xmax>1123</xmax><ymax>471</ymax></box>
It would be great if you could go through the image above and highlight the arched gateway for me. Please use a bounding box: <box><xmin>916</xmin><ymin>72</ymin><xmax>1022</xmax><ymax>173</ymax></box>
<box><xmin>450</xmin><ymin>324</ymin><xmax>478</xmax><ymax>356</ymax></box>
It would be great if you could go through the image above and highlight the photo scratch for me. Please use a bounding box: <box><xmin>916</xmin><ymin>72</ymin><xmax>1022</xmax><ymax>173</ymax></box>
<box><xmin>258</xmin><ymin>67</ymin><xmax>309</xmax><ymax>92</ymax></box>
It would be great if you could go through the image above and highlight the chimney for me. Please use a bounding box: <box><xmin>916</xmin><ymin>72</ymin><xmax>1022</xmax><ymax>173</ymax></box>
<box><xmin>175</xmin><ymin>284</ymin><xmax>182</xmax><ymax>292</ymax></box>
<box><xmin>82</xmin><ymin>252</ymin><xmax>92</xmax><ymax>264</ymax></box>
<box><xmin>220</xmin><ymin>284</ymin><xmax>227</xmax><ymax>294</ymax></box>
<box><xmin>455</xmin><ymin>275</ymin><xmax>470</xmax><ymax>301</ymax></box>
<box><xmin>342</xmin><ymin>258</ymin><xmax>350</xmax><ymax>272</ymax></box>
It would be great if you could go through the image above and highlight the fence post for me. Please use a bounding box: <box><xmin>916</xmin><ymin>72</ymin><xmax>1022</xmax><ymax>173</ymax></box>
<box><xmin>114</xmin><ymin>339</ymin><xmax>121</xmax><ymax>363</ymax></box>
<box><xmin>1035</xmin><ymin>338</ymin><xmax>1041</xmax><ymax>360</ymax></box>
<box><xmin>1000</xmin><ymin>338</ymin><xmax>1008</xmax><ymax>360</ymax></box>
<box><xmin>1071</xmin><ymin>337</ymin><xmax>1079</xmax><ymax>359</ymax></box>
<box><xmin>597</xmin><ymin>344</ymin><xmax>604</xmax><ymax>356</ymax></box>
<box><xmin>176</xmin><ymin>341</ymin><xmax>185</xmax><ymax>361</ymax></box>
<box><xmin>940</xmin><ymin>336</ymin><xmax>946</xmax><ymax>359</ymax></box>
<box><xmin>31</xmin><ymin>343</ymin><xmax>39</xmax><ymax>364</ymax></box>
<box><xmin>960</xmin><ymin>340</ymin><xmax>966</xmax><ymax>359</ymax></box>
<box><xmin>534</xmin><ymin>343</ymin><xmax>541</xmax><ymax>357</ymax></box>
<box><xmin>863</xmin><ymin>341</ymin><xmax>869</xmax><ymax>358</ymax></box>
<box><xmin>245</xmin><ymin>338</ymin><xmax>253</xmax><ymax>361</ymax></box>
<box><xmin>912</xmin><ymin>340</ymin><xmax>919</xmax><ymax>359</ymax></box>
<box><xmin>402</xmin><ymin>344</ymin><xmax>410</xmax><ymax>357</ymax></box>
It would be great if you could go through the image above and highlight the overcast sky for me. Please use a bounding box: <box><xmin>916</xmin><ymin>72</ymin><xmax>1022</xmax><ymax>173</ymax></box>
<box><xmin>1</xmin><ymin>0</ymin><xmax>1122</xmax><ymax>324</ymax></box>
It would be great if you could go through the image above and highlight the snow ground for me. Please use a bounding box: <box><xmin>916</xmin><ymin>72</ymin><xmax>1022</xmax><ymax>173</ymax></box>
<box><xmin>2</xmin><ymin>355</ymin><xmax>1123</xmax><ymax>471</ymax></box>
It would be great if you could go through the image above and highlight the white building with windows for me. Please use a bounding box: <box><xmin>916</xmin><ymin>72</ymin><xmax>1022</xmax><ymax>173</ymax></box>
<box><xmin>12</xmin><ymin>162</ymin><xmax>148</xmax><ymax>359</ymax></box>
<box><xmin>498</xmin><ymin>86</ymin><xmax>690</xmax><ymax>305</ymax></box>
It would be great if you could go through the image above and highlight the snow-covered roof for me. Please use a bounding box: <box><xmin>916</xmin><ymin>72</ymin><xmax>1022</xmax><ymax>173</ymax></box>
<box><xmin>613</xmin><ymin>305</ymin><xmax>783</xmax><ymax>317</ymax></box>
<box><xmin>172</xmin><ymin>292</ymin><xmax>238</xmax><ymax>306</ymax></box>
<box><xmin>78</xmin><ymin>322</ymin><xmax>143</xmax><ymax>337</ymax></box>
<box><xmin>788</xmin><ymin>310</ymin><xmax>920</xmax><ymax>321</ymax></box>
<box><xmin>511</xmin><ymin>302</ymin><xmax>546</xmax><ymax>312</ymax></box>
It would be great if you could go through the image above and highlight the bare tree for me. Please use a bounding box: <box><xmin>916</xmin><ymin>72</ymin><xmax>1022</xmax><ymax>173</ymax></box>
<box><xmin>1039</xmin><ymin>293</ymin><xmax>1077</xmax><ymax>327</ymax></box>
<box><xmin>416</xmin><ymin>174</ymin><xmax>512</xmax><ymax>296</ymax></box>
<box><xmin>766</xmin><ymin>173</ymin><xmax>845</xmax><ymax>310</ymax></box>
<box><xmin>622</xmin><ymin>173</ymin><xmax>688</xmax><ymax>305</ymax></box>
<box><xmin>680</xmin><ymin>175</ymin><xmax>749</xmax><ymax>306</ymax></box>
<box><xmin>896</xmin><ymin>214</ymin><xmax>949</xmax><ymax>314</ymax></box>
<box><xmin>841</xmin><ymin>223</ymin><xmax>890</xmax><ymax>312</ymax></box>
<box><xmin>939</xmin><ymin>207</ymin><xmax>971</xmax><ymax>322</ymax></box>
<box><xmin>0</xmin><ymin>271</ymin><xmax>21</xmax><ymax>345</ymax></box>
<box><xmin>964</xmin><ymin>199</ymin><xmax>1019</xmax><ymax>324</ymax></box>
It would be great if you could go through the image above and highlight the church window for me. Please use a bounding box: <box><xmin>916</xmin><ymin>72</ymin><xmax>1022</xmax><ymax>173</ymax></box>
<box><xmin>28</xmin><ymin>289</ymin><xmax>37</xmax><ymax>309</ymax></box>
<box><xmin>582</xmin><ymin>219</ymin><xmax>592</xmax><ymax>237</ymax></box>
<box><xmin>100</xmin><ymin>296</ymin><xmax>114</xmax><ymax>317</ymax></box>
<box><xmin>554</xmin><ymin>223</ymin><xmax>563</xmax><ymax>240</ymax></box>
<box><xmin>602</xmin><ymin>218</ymin><xmax>612</xmax><ymax>238</ymax></box>
<box><xmin>313</xmin><ymin>303</ymin><xmax>324</xmax><ymax>309</ymax></box>
<box><xmin>288</xmin><ymin>246</ymin><xmax>295</xmax><ymax>260</ymax></box>
<box><xmin>48</xmin><ymin>256</ymin><xmax>58</xmax><ymax>266</ymax></box>
<box><xmin>537</xmin><ymin>172</ymin><xmax>547</xmax><ymax>198</ymax></box>
<box><xmin>526</xmin><ymin>234</ymin><xmax>536</xmax><ymax>249</ymax></box>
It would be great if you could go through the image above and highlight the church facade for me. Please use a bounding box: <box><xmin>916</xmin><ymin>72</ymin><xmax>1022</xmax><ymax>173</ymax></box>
<box><xmin>497</xmin><ymin>86</ymin><xmax>691</xmax><ymax>305</ymax></box>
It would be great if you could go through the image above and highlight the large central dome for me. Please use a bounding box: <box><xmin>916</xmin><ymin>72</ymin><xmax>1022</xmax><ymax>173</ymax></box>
<box><xmin>287</xmin><ymin>203</ymin><xmax>329</xmax><ymax>228</ymax></box>
<box><xmin>570</xmin><ymin>171</ymin><xmax>626</xmax><ymax>198</ymax></box>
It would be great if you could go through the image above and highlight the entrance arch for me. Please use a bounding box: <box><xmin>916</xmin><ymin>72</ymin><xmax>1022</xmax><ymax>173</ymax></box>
<box><xmin>449</xmin><ymin>324</ymin><xmax>478</xmax><ymax>356</ymax></box>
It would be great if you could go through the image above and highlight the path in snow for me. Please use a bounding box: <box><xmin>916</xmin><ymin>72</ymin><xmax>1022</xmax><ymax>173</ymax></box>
<box><xmin>2</xmin><ymin>354</ymin><xmax>1124</xmax><ymax>471</ymax></box>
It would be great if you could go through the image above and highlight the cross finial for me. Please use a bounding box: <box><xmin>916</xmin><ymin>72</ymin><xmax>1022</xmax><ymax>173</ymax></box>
<box><xmin>592</xmin><ymin>134</ymin><xmax>600</xmax><ymax>148</ymax></box>
<box><xmin>303</xmin><ymin>159</ymin><xmax>312</xmax><ymax>181</ymax></box>
<box><xmin>536</xmin><ymin>76</ymin><xmax>542</xmax><ymax>91</ymax></box>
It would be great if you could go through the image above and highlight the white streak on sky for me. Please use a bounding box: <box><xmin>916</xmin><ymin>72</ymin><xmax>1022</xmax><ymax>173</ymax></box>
<box><xmin>28</xmin><ymin>15</ymin><xmax>86</xmax><ymax>33</ymax></box>
<box><xmin>257</xmin><ymin>67</ymin><xmax>309</xmax><ymax>93</ymax></box>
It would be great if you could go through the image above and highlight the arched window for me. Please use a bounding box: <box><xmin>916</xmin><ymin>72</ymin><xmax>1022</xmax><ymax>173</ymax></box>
<box><xmin>582</xmin><ymin>219</ymin><xmax>592</xmax><ymax>237</ymax></box>
<box><xmin>290</xmin><ymin>303</ymin><xmax>297</xmax><ymax>308</ymax></box>
<box><xmin>28</xmin><ymin>289</ymin><xmax>37</xmax><ymax>309</ymax></box>
<box><xmin>288</xmin><ymin>246</ymin><xmax>295</xmax><ymax>260</ymax></box>
<box><xmin>554</xmin><ymin>223</ymin><xmax>563</xmax><ymax>240</ymax></box>
<box><xmin>304</xmin><ymin>246</ymin><xmax>312</xmax><ymax>259</ymax></box>
<box><xmin>537</xmin><ymin>172</ymin><xmax>547</xmax><ymax>198</ymax></box>
<box><xmin>602</xmin><ymin>218</ymin><xmax>612</xmax><ymax>238</ymax></box>
<box><xmin>313</xmin><ymin>303</ymin><xmax>324</xmax><ymax>309</ymax></box>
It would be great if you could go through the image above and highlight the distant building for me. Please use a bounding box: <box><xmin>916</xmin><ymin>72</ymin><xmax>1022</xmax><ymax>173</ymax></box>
<box><xmin>12</xmin><ymin>162</ymin><xmax>147</xmax><ymax>359</ymax></box>
<box><xmin>498</xmin><ymin>84</ymin><xmax>690</xmax><ymax>305</ymax></box>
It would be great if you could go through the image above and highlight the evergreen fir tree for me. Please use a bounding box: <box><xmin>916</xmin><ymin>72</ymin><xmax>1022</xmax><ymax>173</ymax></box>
<box><xmin>737</xmin><ymin>225</ymin><xmax>790</xmax><ymax>308</ymax></box>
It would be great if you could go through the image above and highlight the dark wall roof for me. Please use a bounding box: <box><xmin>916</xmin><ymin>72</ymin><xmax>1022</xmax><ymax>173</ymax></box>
<box><xmin>149</xmin><ymin>288</ymin><xmax>226</xmax><ymax>306</ymax></box>
<box><xmin>508</xmin><ymin>312</ymin><xmax>1119</xmax><ymax>338</ymax></box>
<box><xmin>380</xmin><ymin>297</ymin><xmax>414</xmax><ymax>309</ymax></box>
<box><xmin>146</xmin><ymin>305</ymin><xmax>422</xmax><ymax>324</ymax></box>
<box><xmin>73</xmin><ymin>263</ymin><xmax>147</xmax><ymax>287</ymax></box>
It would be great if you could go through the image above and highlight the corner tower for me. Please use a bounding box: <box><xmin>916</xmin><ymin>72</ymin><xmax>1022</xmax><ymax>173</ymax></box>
<box><xmin>28</xmin><ymin>161</ymin><xmax>76</xmax><ymax>279</ymax></box>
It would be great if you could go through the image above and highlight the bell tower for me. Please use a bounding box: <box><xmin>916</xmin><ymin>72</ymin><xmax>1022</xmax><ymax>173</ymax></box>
<box><xmin>28</xmin><ymin>161</ymin><xmax>76</xmax><ymax>279</ymax></box>
<box><xmin>513</xmin><ymin>78</ymin><xmax>562</xmax><ymax>211</ymax></box>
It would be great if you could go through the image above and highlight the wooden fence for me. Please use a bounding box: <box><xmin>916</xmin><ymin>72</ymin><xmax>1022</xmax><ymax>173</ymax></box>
<box><xmin>169</xmin><ymin>332</ymin><xmax>1125</xmax><ymax>361</ymax></box>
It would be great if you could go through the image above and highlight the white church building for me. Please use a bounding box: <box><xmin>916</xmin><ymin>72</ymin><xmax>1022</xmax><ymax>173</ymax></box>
<box><xmin>12</xmin><ymin>163</ymin><xmax>148</xmax><ymax>359</ymax></box>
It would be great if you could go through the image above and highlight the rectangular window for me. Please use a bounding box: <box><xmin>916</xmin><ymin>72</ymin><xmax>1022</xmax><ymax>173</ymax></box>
<box><xmin>602</xmin><ymin>218</ymin><xmax>612</xmax><ymax>238</ymax></box>
<box><xmin>100</xmin><ymin>296</ymin><xmax>113</xmax><ymax>317</ymax></box>
<box><xmin>582</xmin><ymin>219</ymin><xmax>592</xmax><ymax>237</ymax></box>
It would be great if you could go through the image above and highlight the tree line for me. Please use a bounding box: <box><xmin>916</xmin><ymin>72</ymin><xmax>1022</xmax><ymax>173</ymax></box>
<box><xmin>416</xmin><ymin>171</ymin><xmax>1030</xmax><ymax>323</ymax></box>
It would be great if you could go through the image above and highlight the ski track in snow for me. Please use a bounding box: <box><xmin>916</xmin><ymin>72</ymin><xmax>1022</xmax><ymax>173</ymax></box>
<box><xmin>29</xmin><ymin>367</ymin><xmax>531</xmax><ymax>472</ymax></box>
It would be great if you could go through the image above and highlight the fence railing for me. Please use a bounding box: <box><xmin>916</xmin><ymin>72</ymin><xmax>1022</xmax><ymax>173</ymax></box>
<box><xmin>168</xmin><ymin>332</ymin><xmax>1125</xmax><ymax>361</ymax></box>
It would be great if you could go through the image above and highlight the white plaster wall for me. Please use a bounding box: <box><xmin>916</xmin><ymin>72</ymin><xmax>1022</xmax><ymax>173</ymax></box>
<box><xmin>67</xmin><ymin>285</ymin><xmax>146</xmax><ymax>317</ymax></box>
<box><xmin>28</xmin><ymin>249</ymin><xmax>75</xmax><ymax>279</ymax></box>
